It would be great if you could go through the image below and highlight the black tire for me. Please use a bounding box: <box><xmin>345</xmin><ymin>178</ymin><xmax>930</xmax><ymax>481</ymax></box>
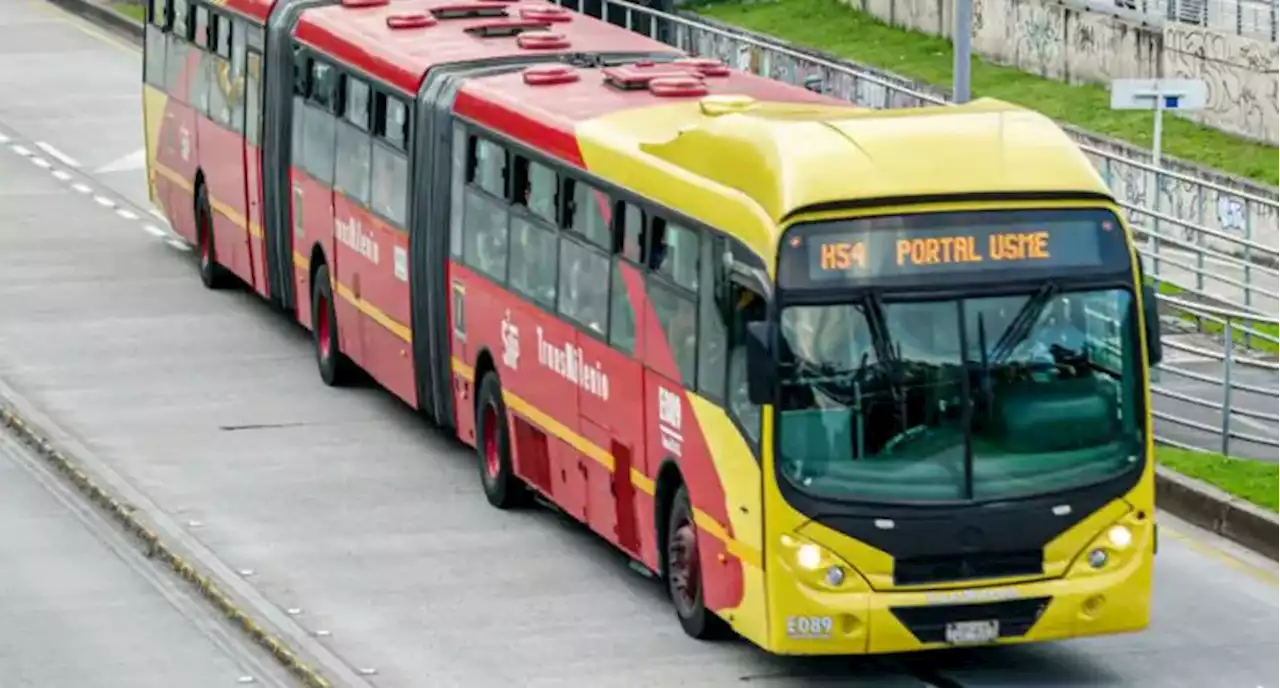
<box><xmin>474</xmin><ymin>371</ymin><xmax>531</xmax><ymax>510</ymax></box>
<box><xmin>664</xmin><ymin>484</ymin><xmax>731</xmax><ymax>640</ymax></box>
<box><xmin>310</xmin><ymin>263</ymin><xmax>354</xmax><ymax>387</ymax></box>
<box><xmin>195</xmin><ymin>183</ymin><xmax>228</xmax><ymax>290</ymax></box>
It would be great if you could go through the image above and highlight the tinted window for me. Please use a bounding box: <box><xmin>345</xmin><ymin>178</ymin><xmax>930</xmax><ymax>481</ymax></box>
<box><xmin>509</xmin><ymin>217</ymin><xmax>558</xmax><ymax>308</ymax></box>
<box><xmin>371</xmin><ymin>144</ymin><xmax>407</xmax><ymax>226</ymax></box>
<box><xmin>609</xmin><ymin>261</ymin><xmax>637</xmax><ymax>355</ymax></box>
<box><xmin>696</xmin><ymin>233</ymin><xmax>727</xmax><ymax>399</ymax></box>
<box><xmin>462</xmin><ymin>190</ymin><xmax>508</xmax><ymax>281</ymax></box>
<box><xmin>345</xmin><ymin>77</ymin><xmax>371</xmax><ymax>131</ymax></box>
<box><xmin>303</xmin><ymin>105</ymin><xmax>335</xmax><ymax>185</ymax></box>
<box><xmin>309</xmin><ymin>60</ymin><xmax>337</xmax><ymax>113</ymax></box>
<box><xmin>207</xmin><ymin>53</ymin><xmax>232</xmax><ymax>127</ymax></box>
<box><xmin>164</xmin><ymin>38</ymin><xmax>187</xmax><ymax>98</ymax></box>
<box><xmin>653</xmin><ymin>220</ymin><xmax>699</xmax><ymax>291</ymax></box>
<box><xmin>376</xmin><ymin>92</ymin><xmax>408</xmax><ymax>149</ymax></box>
<box><xmin>619</xmin><ymin>204</ymin><xmax>645</xmax><ymax>263</ymax></box>
<box><xmin>245</xmin><ymin>51</ymin><xmax>263</xmax><ymax>146</ymax></box>
<box><xmin>144</xmin><ymin>26</ymin><xmax>167</xmax><ymax>88</ymax></box>
<box><xmin>558</xmin><ymin>238</ymin><xmax>609</xmax><ymax>335</ymax></box>
<box><xmin>568</xmin><ymin>180</ymin><xmax>610</xmax><ymax>249</ymax></box>
<box><xmin>650</xmin><ymin>282</ymin><xmax>697</xmax><ymax>385</ymax></box>
<box><xmin>189</xmin><ymin>49</ymin><xmax>210</xmax><ymax>114</ymax></box>
<box><xmin>335</xmin><ymin>122</ymin><xmax>372</xmax><ymax>205</ymax></box>
<box><xmin>472</xmin><ymin>138</ymin><xmax>505</xmax><ymax>198</ymax></box>
<box><xmin>523</xmin><ymin>160</ymin><xmax>557</xmax><ymax>224</ymax></box>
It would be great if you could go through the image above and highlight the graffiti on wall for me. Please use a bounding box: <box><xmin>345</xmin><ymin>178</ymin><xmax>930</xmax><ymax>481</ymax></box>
<box><xmin>1164</xmin><ymin>26</ymin><xmax>1280</xmax><ymax>145</ymax></box>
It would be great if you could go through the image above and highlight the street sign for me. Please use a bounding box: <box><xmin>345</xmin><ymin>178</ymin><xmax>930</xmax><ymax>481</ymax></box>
<box><xmin>1109</xmin><ymin>78</ymin><xmax>1208</xmax><ymax>111</ymax></box>
<box><xmin>1109</xmin><ymin>78</ymin><xmax>1208</xmax><ymax>169</ymax></box>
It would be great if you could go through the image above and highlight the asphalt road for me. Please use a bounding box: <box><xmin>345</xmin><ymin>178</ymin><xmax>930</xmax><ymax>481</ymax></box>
<box><xmin>0</xmin><ymin>431</ymin><xmax>293</xmax><ymax>688</ymax></box>
<box><xmin>0</xmin><ymin>2</ymin><xmax>1276</xmax><ymax>687</ymax></box>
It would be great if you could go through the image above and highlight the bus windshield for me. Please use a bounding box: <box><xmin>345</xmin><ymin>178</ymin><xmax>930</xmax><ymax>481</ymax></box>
<box><xmin>774</xmin><ymin>286</ymin><xmax>1144</xmax><ymax>503</ymax></box>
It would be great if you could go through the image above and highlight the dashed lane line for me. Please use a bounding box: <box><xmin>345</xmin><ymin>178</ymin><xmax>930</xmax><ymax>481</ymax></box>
<box><xmin>0</xmin><ymin>126</ymin><xmax>188</xmax><ymax>252</ymax></box>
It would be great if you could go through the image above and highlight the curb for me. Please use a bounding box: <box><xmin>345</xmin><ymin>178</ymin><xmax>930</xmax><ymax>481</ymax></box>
<box><xmin>42</xmin><ymin>0</ymin><xmax>1280</xmax><ymax>563</ymax></box>
<box><xmin>48</xmin><ymin>0</ymin><xmax>144</xmax><ymax>41</ymax></box>
<box><xmin>0</xmin><ymin>397</ymin><xmax>343</xmax><ymax>688</ymax></box>
<box><xmin>1154</xmin><ymin>465</ymin><xmax>1279</xmax><ymax>560</ymax></box>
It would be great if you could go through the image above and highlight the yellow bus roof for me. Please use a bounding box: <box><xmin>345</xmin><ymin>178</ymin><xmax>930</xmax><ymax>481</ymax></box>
<box><xmin>574</xmin><ymin>97</ymin><xmax>1115</xmax><ymax>270</ymax></box>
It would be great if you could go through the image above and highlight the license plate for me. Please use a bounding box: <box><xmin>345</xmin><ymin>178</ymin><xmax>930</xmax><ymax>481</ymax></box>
<box><xmin>944</xmin><ymin>620</ymin><xmax>1000</xmax><ymax>645</ymax></box>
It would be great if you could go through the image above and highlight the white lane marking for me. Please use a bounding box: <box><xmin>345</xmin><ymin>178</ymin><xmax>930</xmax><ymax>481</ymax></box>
<box><xmin>30</xmin><ymin>156</ymin><xmax>51</xmax><ymax>169</ymax></box>
<box><xmin>143</xmin><ymin>224</ymin><xmax>168</xmax><ymax>238</ymax></box>
<box><xmin>93</xmin><ymin>196</ymin><xmax>116</xmax><ymax>208</ymax></box>
<box><xmin>166</xmin><ymin>239</ymin><xmax>190</xmax><ymax>252</ymax></box>
<box><xmin>35</xmin><ymin>142</ymin><xmax>80</xmax><ymax>168</ymax></box>
<box><xmin>0</xmin><ymin>133</ymin><xmax>9</xmax><ymax>144</ymax></box>
<box><xmin>71</xmin><ymin>183</ymin><xmax>92</xmax><ymax>194</ymax></box>
<box><xmin>116</xmin><ymin>209</ymin><xmax>139</xmax><ymax>221</ymax></box>
<box><xmin>10</xmin><ymin>144</ymin><xmax>31</xmax><ymax>156</ymax></box>
<box><xmin>51</xmin><ymin>170</ymin><xmax>72</xmax><ymax>182</ymax></box>
<box><xmin>95</xmin><ymin>147</ymin><xmax>145</xmax><ymax>174</ymax></box>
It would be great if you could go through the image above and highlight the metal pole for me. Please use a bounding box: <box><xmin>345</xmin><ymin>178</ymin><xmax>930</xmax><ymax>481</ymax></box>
<box><xmin>1150</xmin><ymin>92</ymin><xmax>1165</xmax><ymax>276</ymax></box>
<box><xmin>1220</xmin><ymin>319</ymin><xmax>1234</xmax><ymax>456</ymax></box>
<box><xmin>953</xmin><ymin>0</ymin><xmax>973</xmax><ymax>103</ymax></box>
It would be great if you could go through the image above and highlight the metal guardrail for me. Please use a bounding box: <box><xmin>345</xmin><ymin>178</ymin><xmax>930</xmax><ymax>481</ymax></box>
<box><xmin>1105</xmin><ymin>0</ymin><xmax>1278</xmax><ymax>41</ymax></box>
<box><xmin>1088</xmin><ymin>298</ymin><xmax>1278</xmax><ymax>459</ymax></box>
<box><xmin>560</xmin><ymin>0</ymin><xmax>1280</xmax><ymax>321</ymax></box>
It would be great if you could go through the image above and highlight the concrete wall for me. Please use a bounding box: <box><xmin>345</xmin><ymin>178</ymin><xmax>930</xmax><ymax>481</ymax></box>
<box><xmin>842</xmin><ymin>0</ymin><xmax>1279</xmax><ymax>145</ymax></box>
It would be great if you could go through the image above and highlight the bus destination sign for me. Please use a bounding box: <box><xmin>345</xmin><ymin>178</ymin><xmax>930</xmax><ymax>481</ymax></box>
<box><xmin>781</xmin><ymin>211</ymin><xmax>1127</xmax><ymax>289</ymax></box>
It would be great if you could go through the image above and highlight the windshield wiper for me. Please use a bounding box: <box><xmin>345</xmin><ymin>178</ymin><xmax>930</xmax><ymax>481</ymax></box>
<box><xmin>989</xmin><ymin>281</ymin><xmax>1061</xmax><ymax>363</ymax></box>
<box><xmin>857</xmin><ymin>290</ymin><xmax>905</xmax><ymax>410</ymax></box>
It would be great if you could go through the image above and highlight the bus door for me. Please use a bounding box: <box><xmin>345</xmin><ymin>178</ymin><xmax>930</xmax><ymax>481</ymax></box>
<box><xmin>567</xmin><ymin>189</ymin><xmax>646</xmax><ymax>561</ymax></box>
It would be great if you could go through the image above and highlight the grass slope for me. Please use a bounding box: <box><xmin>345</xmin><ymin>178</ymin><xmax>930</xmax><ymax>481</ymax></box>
<box><xmin>691</xmin><ymin>0</ymin><xmax>1280</xmax><ymax>186</ymax></box>
<box><xmin>1158</xmin><ymin>446</ymin><xmax>1279</xmax><ymax>512</ymax></box>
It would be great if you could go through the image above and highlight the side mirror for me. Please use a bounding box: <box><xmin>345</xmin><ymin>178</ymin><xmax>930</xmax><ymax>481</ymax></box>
<box><xmin>1141</xmin><ymin>283</ymin><xmax>1163</xmax><ymax>367</ymax></box>
<box><xmin>745</xmin><ymin>321</ymin><xmax>777</xmax><ymax>405</ymax></box>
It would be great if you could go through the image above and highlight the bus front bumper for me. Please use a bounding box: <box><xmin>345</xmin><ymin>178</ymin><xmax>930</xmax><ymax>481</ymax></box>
<box><xmin>764</xmin><ymin>544</ymin><xmax>1152</xmax><ymax>655</ymax></box>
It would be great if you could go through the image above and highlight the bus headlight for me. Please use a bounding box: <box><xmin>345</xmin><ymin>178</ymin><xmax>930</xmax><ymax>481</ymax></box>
<box><xmin>1107</xmin><ymin>525</ymin><xmax>1132</xmax><ymax>549</ymax></box>
<box><xmin>778</xmin><ymin>534</ymin><xmax>865</xmax><ymax>592</ymax></box>
<box><xmin>1087</xmin><ymin>548</ymin><xmax>1109</xmax><ymax>569</ymax></box>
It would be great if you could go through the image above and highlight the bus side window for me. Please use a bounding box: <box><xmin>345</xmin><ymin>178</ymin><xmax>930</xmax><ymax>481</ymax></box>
<box><xmin>334</xmin><ymin>75</ymin><xmax>372</xmax><ymax>207</ymax></box>
<box><xmin>558</xmin><ymin>237</ymin><xmax>609</xmax><ymax>336</ymax></box>
<box><xmin>461</xmin><ymin>135</ymin><xmax>509</xmax><ymax>283</ymax></box>
<box><xmin>726</xmin><ymin>281</ymin><xmax>765</xmax><ymax>445</ymax></box>
<box><xmin>370</xmin><ymin>92</ymin><xmax>408</xmax><ymax>226</ymax></box>
<box><xmin>564</xmin><ymin>179</ymin><xmax>610</xmax><ymax>250</ymax></box>
<box><xmin>143</xmin><ymin>0</ymin><xmax>168</xmax><ymax>89</ymax></box>
<box><xmin>696</xmin><ymin>232</ymin><xmax>726</xmax><ymax>401</ymax></box>
<box><xmin>615</xmin><ymin>203</ymin><xmax>645</xmax><ymax>264</ymax></box>
<box><xmin>608</xmin><ymin>259</ymin><xmax>636</xmax><ymax>355</ymax></box>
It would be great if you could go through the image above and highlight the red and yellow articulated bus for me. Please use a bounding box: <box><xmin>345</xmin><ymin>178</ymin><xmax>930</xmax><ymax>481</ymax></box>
<box><xmin>141</xmin><ymin>0</ymin><xmax>1165</xmax><ymax>655</ymax></box>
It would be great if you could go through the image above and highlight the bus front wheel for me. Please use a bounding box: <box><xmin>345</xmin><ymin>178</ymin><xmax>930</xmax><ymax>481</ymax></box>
<box><xmin>664</xmin><ymin>484</ymin><xmax>730</xmax><ymax>640</ymax></box>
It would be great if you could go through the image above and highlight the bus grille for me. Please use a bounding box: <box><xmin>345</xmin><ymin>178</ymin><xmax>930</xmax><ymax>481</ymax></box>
<box><xmin>889</xmin><ymin>597</ymin><xmax>1052</xmax><ymax>644</ymax></box>
<box><xmin>894</xmin><ymin>550</ymin><xmax>1043</xmax><ymax>586</ymax></box>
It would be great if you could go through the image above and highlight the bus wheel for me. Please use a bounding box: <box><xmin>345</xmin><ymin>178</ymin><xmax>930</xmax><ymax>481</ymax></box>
<box><xmin>195</xmin><ymin>184</ymin><xmax>227</xmax><ymax>290</ymax></box>
<box><xmin>665</xmin><ymin>484</ymin><xmax>730</xmax><ymax>640</ymax></box>
<box><xmin>310</xmin><ymin>263</ymin><xmax>353</xmax><ymax>387</ymax></box>
<box><xmin>474</xmin><ymin>371</ymin><xmax>530</xmax><ymax>510</ymax></box>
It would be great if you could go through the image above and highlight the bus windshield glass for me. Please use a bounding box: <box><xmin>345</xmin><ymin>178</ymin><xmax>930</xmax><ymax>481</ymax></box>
<box><xmin>773</xmin><ymin>208</ymin><xmax>1144</xmax><ymax>503</ymax></box>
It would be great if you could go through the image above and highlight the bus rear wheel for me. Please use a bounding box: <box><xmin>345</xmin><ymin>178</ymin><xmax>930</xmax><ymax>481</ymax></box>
<box><xmin>196</xmin><ymin>183</ymin><xmax>228</xmax><ymax>290</ymax></box>
<box><xmin>310</xmin><ymin>263</ymin><xmax>353</xmax><ymax>387</ymax></box>
<box><xmin>474</xmin><ymin>371</ymin><xmax>530</xmax><ymax>510</ymax></box>
<box><xmin>664</xmin><ymin>484</ymin><xmax>730</xmax><ymax>640</ymax></box>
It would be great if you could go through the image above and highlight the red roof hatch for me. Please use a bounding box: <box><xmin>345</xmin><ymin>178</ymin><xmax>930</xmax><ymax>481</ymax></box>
<box><xmin>516</xmin><ymin>30</ymin><xmax>570</xmax><ymax>50</ymax></box>
<box><xmin>517</xmin><ymin>5</ymin><xmax>573</xmax><ymax>22</ymax></box>
<box><xmin>602</xmin><ymin>63</ymin><xmax>701</xmax><ymax>91</ymax></box>
<box><xmin>522</xmin><ymin>64</ymin><xmax>581</xmax><ymax>86</ymax></box>
<box><xmin>649</xmin><ymin>75</ymin><xmax>710</xmax><ymax>98</ymax></box>
<box><xmin>386</xmin><ymin>12</ymin><xmax>438</xmax><ymax>29</ymax></box>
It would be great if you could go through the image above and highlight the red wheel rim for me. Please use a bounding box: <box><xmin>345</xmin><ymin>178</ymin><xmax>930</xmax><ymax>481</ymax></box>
<box><xmin>481</xmin><ymin>404</ymin><xmax>500</xmax><ymax>479</ymax></box>
<box><xmin>316</xmin><ymin>293</ymin><xmax>331</xmax><ymax>360</ymax></box>
<box><xmin>669</xmin><ymin>517</ymin><xmax>700</xmax><ymax>614</ymax></box>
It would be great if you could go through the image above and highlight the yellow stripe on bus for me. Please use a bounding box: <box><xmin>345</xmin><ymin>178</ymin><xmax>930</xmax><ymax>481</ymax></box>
<box><xmin>450</xmin><ymin>356</ymin><xmax>762</xmax><ymax>570</ymax></box>
<box><xmin>153</xmin><ymin>160</ymin><xmax>262</xmax><ymax>237</ymax></box>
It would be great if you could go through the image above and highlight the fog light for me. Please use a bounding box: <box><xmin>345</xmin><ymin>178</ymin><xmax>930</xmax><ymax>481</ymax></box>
<box><xmin>1087</xmin><ymin>548</ymin><xmax>1108</xmax><ymax>569</ymax></box>
<box><xmin>825</xmin><ymin>565</ymin><xmax>846</xmax><ymax>587</ymax></box>
<box><xmin>797</xmin><ymin>544</ymin><xmax>822</xmax><ymax>570</ymax></box>
<box><xmin>1108</xmin><ymin>525</ymin><xmax>1132</xmax><ymax>549</ymax></box>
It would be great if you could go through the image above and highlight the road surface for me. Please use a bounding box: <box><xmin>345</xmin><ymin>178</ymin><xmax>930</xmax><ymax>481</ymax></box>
<box><xmin>0</xmin><ymin>430</ymin><xmax>293</xmax><ymax>688</ymax></box>
<box><xmin>0</xmin><ymin>2</ymin><xmax>1275</xmax><ymax>686</ymax></box>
